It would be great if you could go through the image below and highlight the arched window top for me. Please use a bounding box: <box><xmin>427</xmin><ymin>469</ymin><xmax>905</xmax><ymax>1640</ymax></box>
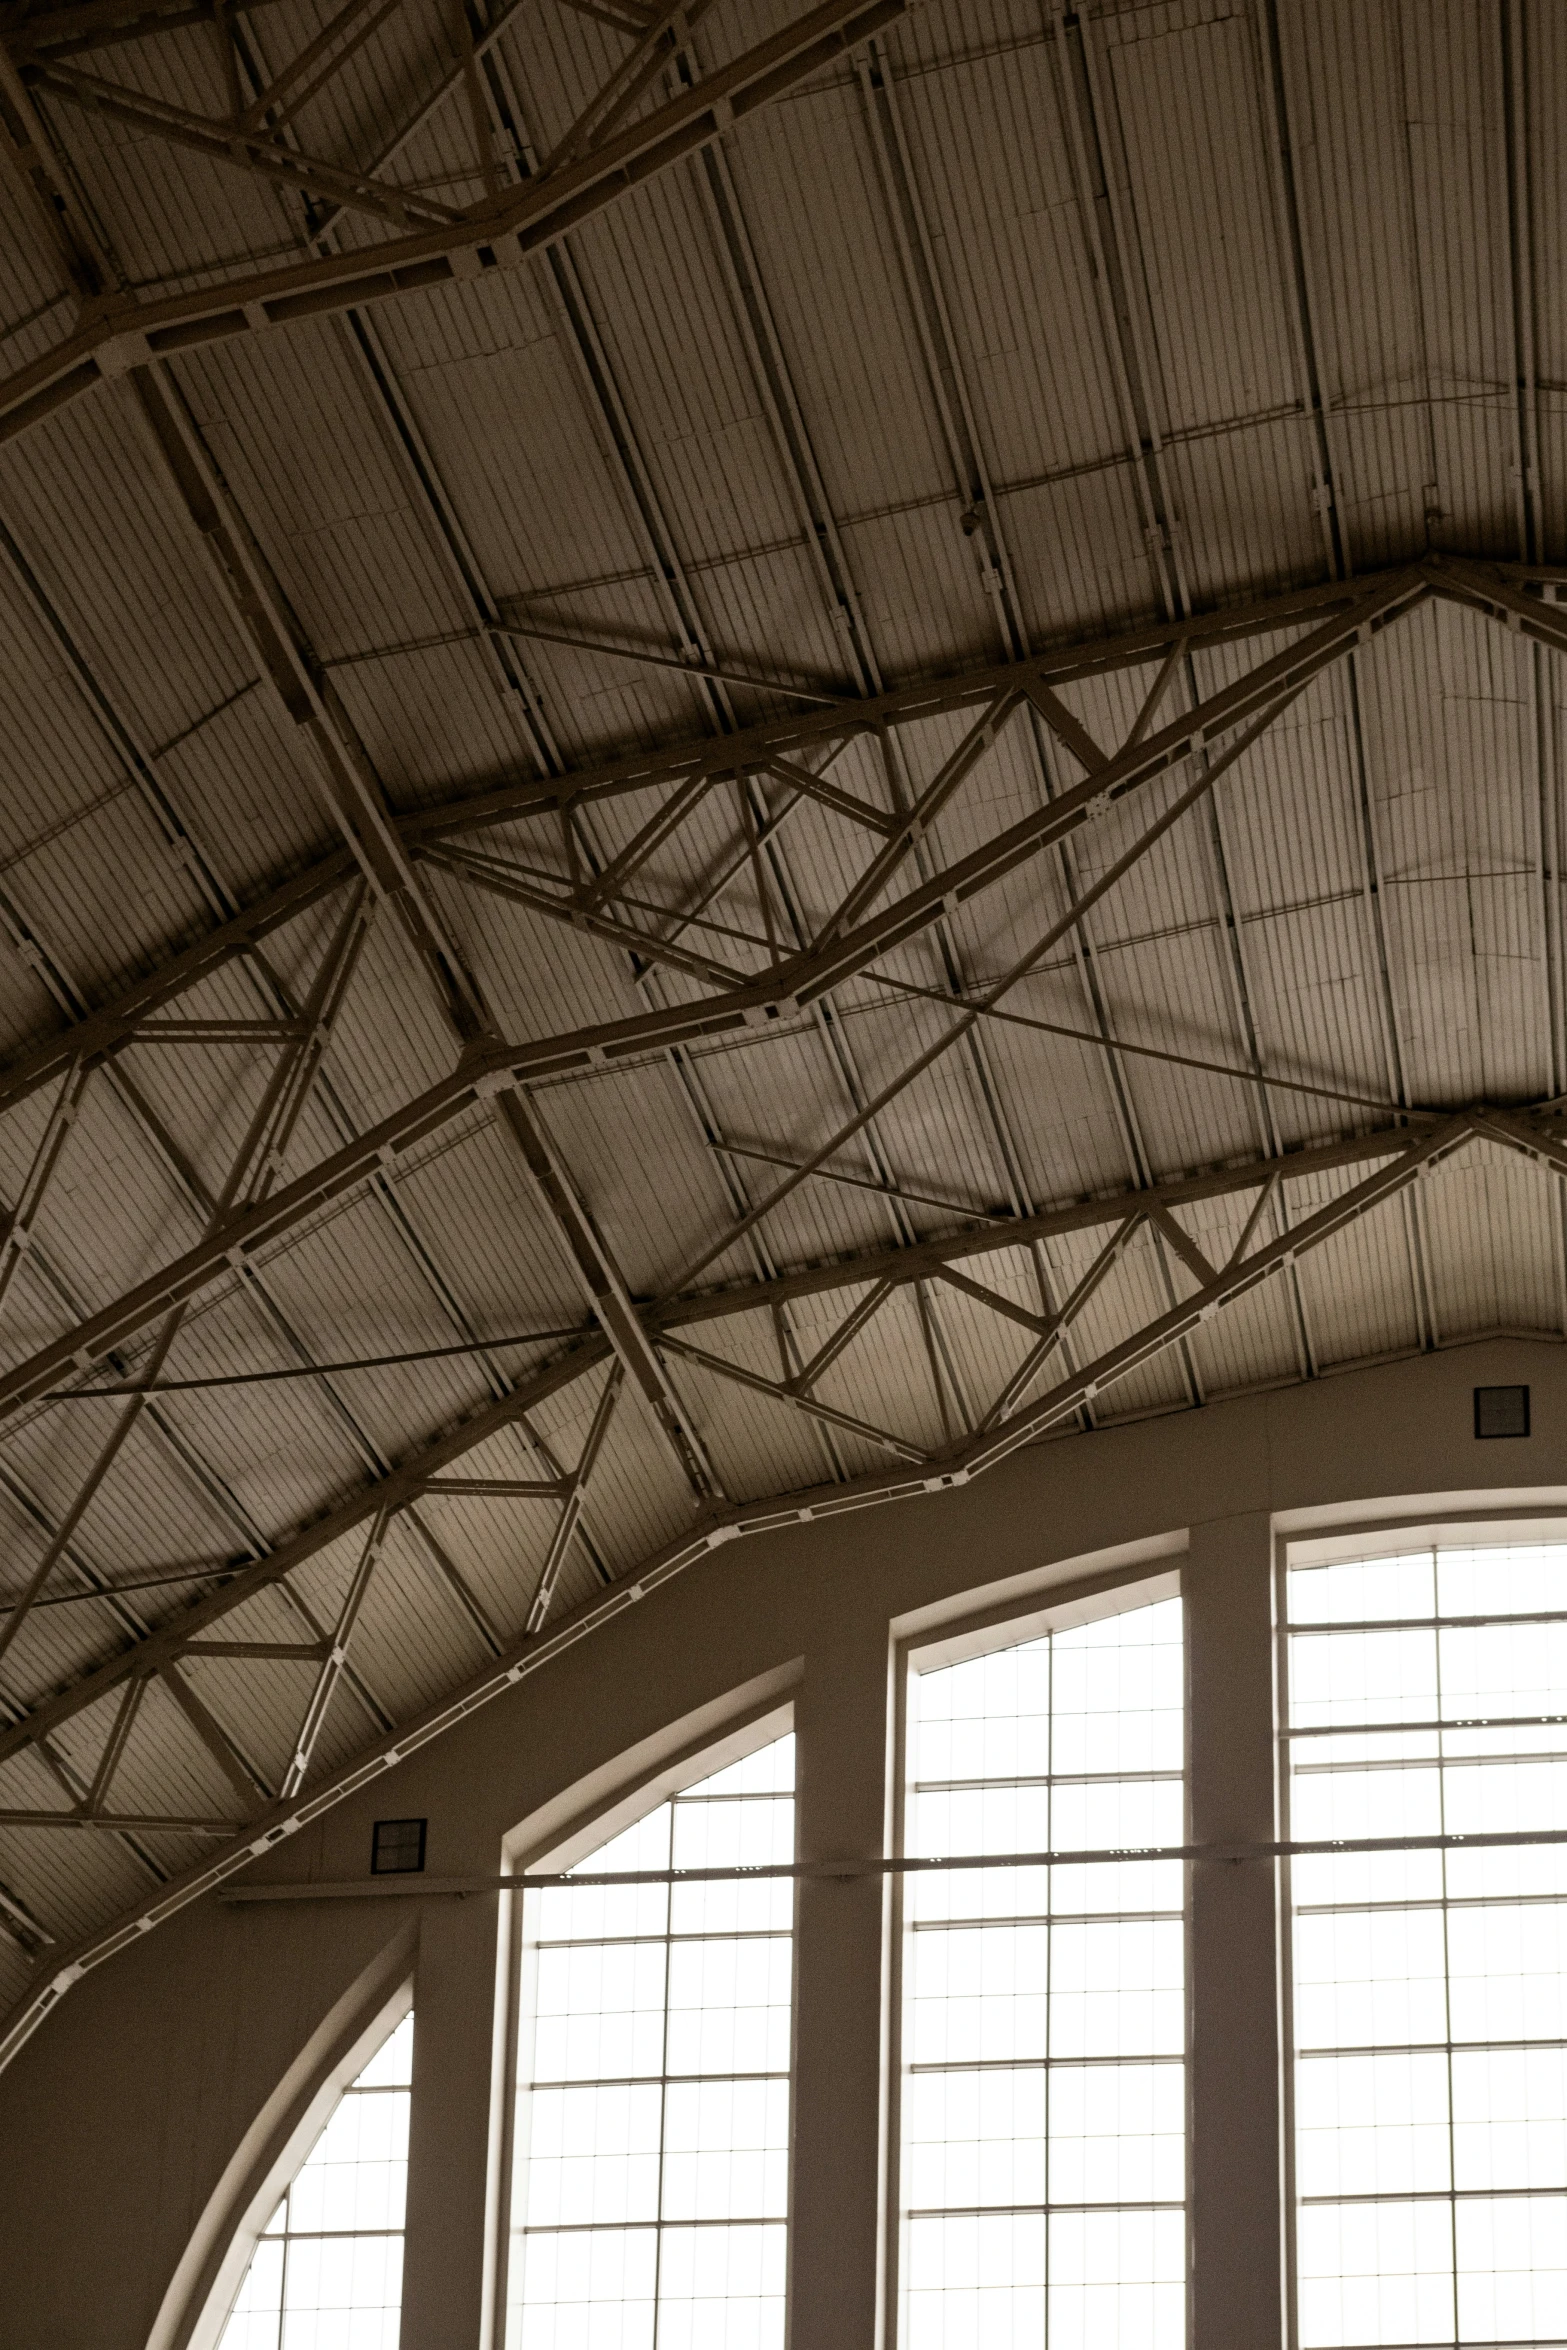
<box><xmin>217</xmin><ymin>2009</ymin><xmax>413</xmax><ymax>2348</ymax></box>
<box><xmin>506</xmin><ymin>1726</ymin><xmax>797</xmax><ymax>2347</ymax></box>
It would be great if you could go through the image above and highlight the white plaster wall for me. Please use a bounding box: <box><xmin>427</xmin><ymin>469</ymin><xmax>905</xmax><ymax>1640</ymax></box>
<box><xmin>2</xmin><ymin>1335</ymin><xmax>1564</xmax><ymax>2350</ymax></box>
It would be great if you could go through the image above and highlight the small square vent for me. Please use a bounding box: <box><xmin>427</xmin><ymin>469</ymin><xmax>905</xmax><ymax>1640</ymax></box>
<box><xmin>371</xmin><ymin>1817</ymin><xmax>427</xmax><ymax>1875</ymax></box>
<box><xmin>1474</xmin><ymin>1385</ymin><xmax>1530</xmax><ymax>1440</ymax></box>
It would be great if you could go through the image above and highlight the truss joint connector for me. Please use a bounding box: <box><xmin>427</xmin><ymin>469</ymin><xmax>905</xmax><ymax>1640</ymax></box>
<box><xmin>96</xmin><ymin>330</ymin><xmax>152</xmax><ymax>376</ymax></box>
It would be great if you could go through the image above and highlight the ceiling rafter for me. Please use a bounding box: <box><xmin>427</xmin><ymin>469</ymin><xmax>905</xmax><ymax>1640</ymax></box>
<box><xmin>0</xmin><ymin>1336</ymin><xmax>614</xmax><ymax>1767</ymax></box>
<box><xmin>0</xmin><ymin>1058</ymin><xmax>87</xmax><ymax>1321</ymax></box>
<box><xmin>442</xmin><ymin>0</ymin><xmax>933</xmax><ymax>1508</ymax></box>
<box><xmin>705</xmin><ymin>28</ymin><xmax>1102</xmax><ymax>1446</ymax></box>
<box><xmin>523</xmin><ymin>1360</ymin><xmax>623</xmax><ymax>1636</ymax></box>
<box><xmin>1045</xmin><ymin>3</ymin><xmax>1319</xmax><ymax>1393</ymax></box>
<box><xmin>0</xmin><ymin>562</ymin><xmax>1448</xmax><ymax>1123</ymax></box>
<box><xmin>972</xmin><ymin>1217</ymin><xmax>1142</xmax><ymax>1435</ymax></box>
<box><xmin>0</xmin><ymin>568</ymin><xmax>1448</xmax><ymax>1432</ymax></box>
<box><xmin>668</xmin><ymin>658</ymin><xmax>1363</xmax><ymax>1295</ymax></box>
<box><xmin>278</xmin><ymin>1507</ymin><xmax>389</xmax><ymax>1796</ymax></box>
<box><xmin>0</xmin><ymin>1099</ymin><xmax>1542</xmax><ymax>1783</ymax></box>
<box><xmin>26</xmin><ymin>59</ymin><xmax>466</xmax><ymax>230</ymax></box>
<box><xmin>128</xmin><ymin>357</ymin><xmax>724</xmax><ymax>1505</ymax></box>
<box><xmin>2</xmin><ymin>0</ymin><xmax>625</xmax><ymax>1619</ymax></box>
<box><xmin>0</xmin><ymin>571</ymin><xmax>1418</xmax><ymax>1426</ymax></box>
<box><xmin>661</xmin><ymin>1330</ymin><xmax>929</xmax><ymax>1466</ymax></box>
<box><xmin>4</xmin><ymin>0</ymin><xmax>292</xmax><ymax>64</ymax></box>
<box><xmin>0</xmin><ymin>1107</ymin><xmax>1525</xmax><ymax>2072</ymax></box>
<box><xmin>160</xmin><ymin>1656</ymin><xmax>271</xmax><ymax>1806</ymax></box>
<box><xmin>0</xmin><ymin>881</ymin><xmax>372</xmax><ymax>1676</ymax></box>
<box><xmin>0</xmin><ymin>0</ymin><xmax>908</xmax><ymax>444</ymax></box>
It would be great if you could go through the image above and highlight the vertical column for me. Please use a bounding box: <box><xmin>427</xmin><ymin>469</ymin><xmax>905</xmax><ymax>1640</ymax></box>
<box><xmin>787</xmin><ymin>1623</ymin><xmax>894</xmax><ymax>2350</ymax></box>
<box><xmin>399</xmin><ymin>1892</ymin><xmax>504</xmax><ymax>2350</ymax></box>
<box><xmin>1185</xmin><ymin>1509</ymin><xmax>1285</xmax><ymax>2350</ymax></box>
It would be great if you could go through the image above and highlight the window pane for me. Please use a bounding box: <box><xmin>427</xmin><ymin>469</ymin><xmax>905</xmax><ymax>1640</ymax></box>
<box><xmin>901</xmin><ymin>1594</ymin><xmax>1186</xmax><ymax>2349</ymax></box>
<box><xmin>1286</xmin><ymin>1537</ymin><xmax>1567</xmax><ymax>2348</ymax></box>
<box><xmin>217</xmin><ymin>2010</ymin><xmax>412</xmax><ymax>2350</ymax></box>
<box><xmin>653</xmin><ymin>2221</ymin><xmax>785</xmax><ymax>2350</ymax></box>
<box><xmin>508</xmin><ymin>1732</ymin><xmax>795</xmax><ymax>2347</ymax></box>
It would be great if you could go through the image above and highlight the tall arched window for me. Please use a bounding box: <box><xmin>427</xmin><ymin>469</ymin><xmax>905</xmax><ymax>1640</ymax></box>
<box><xmin>217</xmin><ymin>2008</ymin><xmax>413</xmax><ymax>2348</ymax></box>
<box><xmin>505</xmin><ymin>1729</ymin><xmax>796</xmax><ymax>2348</ymax></box>
<box><xmin>899</xmin><ymin>1592</ymin><xmax>1187</xmax><ymax>2347</ymax></box>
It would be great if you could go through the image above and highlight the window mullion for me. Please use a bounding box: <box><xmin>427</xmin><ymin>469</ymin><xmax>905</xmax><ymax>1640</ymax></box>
<box><xmin>1435</xmin><ymin>1572</ymin><xmax>1461</xmax><ymax>2347</ymax></box>
<box><xmin>653</xmin><ymin>1796</ymin><xmax>675</xmax><ymax>2350</ymax></box>
<box><xmin>1187</xmin><ymin>1510</ymin><xmax>1285</xmax><ymax>2350</ymax></box>
<box><xmin>1044</xmin><ymin>1627</ymin><xmax>1054</xmax><ymax>2349</ymax></box>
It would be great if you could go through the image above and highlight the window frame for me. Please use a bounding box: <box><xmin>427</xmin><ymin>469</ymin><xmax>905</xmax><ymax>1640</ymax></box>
<box><xmin>166</xmin><ymin>1970</ymin><xmax>414</xmax><ymax>2350</ymax></box>
<box><xmin>1275</xmin><ymin>1504</ymin><xmax>1567</xmax><ymax>2350</ymax></box>
<box><xmin>887</xmin><ymin>1557</ymin><xmax>1188</xmax><ymax>2348</ymax></box>
<box><xmin>494</xmin><ymin>1690</ymin><xmax>799</xmax><ymax>2340</ymax></box>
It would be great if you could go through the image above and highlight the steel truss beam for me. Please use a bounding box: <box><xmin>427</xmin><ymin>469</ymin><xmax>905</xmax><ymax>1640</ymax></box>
<box><xmin>2</xmin><ymin>1104</ymin><xmax>1547</xmax><ymax>2072</ymax></box>
<box><xmin>0</xmin><ymin>885</ymin><xmax>371</xmax><ymax>1685</ymax></box>
<box><xmin>0</xmin><ymin>0</ymin><xmax>906</xmax><ymax>445</ymax></box>
<box><xmin>4</xmin><ymin>0</ymin><xmax>292</xmax><ymax>63</ymax></box>
<box><xmin>2</xmin><ymin>1099</ymin><xmax>1556</xmax><ymax>1789</ymax></box>
<box><xmin>27</xmin><ymin>59</ymin><xmax>467</xmax><ymax>230</ymax></box>
<box><xmin>0</xmin><ymin>561</ymin><xmax>1457</xmax><ymax>1125</ymax></box>
<box><xmin>0</xmin><ymin>567</ymin><xmax>1426</xmax><ymax>1420</ymax></box>
<box><xmin>132</xmin><ymin>362</ymin><xmax>719</xmax><ymax>1504</ymax></box>
<box><xmin>0</xmin><ymin>557</ymin><xmax>1552</xmax><ymax>1864</ymax></box>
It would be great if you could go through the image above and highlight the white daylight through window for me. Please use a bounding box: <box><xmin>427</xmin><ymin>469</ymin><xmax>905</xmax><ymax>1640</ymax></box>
<box><xmin>506</xmin><ymin>1730</ymin><xmax>795</xmax><ymax>2347</ymax></box>
<box><xmin>1284</xmin><ymin>1540</ymin><xmax>1567</xmax><ymax>2349</ymax></box>
<box><xmin>218</xmin><ymin>2007</ymin><xmax>412</xmax><ymax>2348</ymax></box>
<box><xmin>899</xmin><ymin>1593</ymin><xmax>1186</xmax><ymax>2349</ymax></box>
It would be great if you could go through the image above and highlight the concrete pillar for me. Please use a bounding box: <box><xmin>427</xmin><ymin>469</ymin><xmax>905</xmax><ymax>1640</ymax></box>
<box><xmin>786</xmin><ymin>1623</ymin><xmax>894</xmax><ymax>2350</ymax></box>
<box><xmin>398</xmin><ymin>1892</ymin><xmax>504</xmax><ymax>2350</ymax></box>
<box><xmin>1185</xmin><ymin>1510</ymin><xmax>1285</xmax><ymax>2350</ymax></box>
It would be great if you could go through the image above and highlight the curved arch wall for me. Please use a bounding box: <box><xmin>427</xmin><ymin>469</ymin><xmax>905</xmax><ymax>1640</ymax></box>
<box><xmin>3</xmin><ymin>1333</ymin><xmax>1566</xmax><ymax>2350</ymax></box>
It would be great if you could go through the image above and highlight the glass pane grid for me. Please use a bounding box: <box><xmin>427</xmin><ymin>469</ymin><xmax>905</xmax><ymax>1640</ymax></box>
<box><xmin>219</xmin><ymin>2010</ymin><xmax>412</xmax><ymax>2349</ymax></box>
<box><xmin>1286</xmin><ymin>1542</ymin><xmax>1567</xmax><ymax>2350</ymax></box>
<box><xmin>508</xmin><ymin>1733</ymin><xmax>795</xmax><ymax>2350</ymax></box>
<box><xmin>901</xmin><ymin>1597</ymin><xmax>1186</xmax><ymax>2349</ymax></box>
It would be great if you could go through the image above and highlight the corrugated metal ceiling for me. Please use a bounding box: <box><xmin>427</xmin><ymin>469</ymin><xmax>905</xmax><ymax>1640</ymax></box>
<box><xmin>0</xmin><ymin>0</ymin><xmax>1565</xmax><ymax>2031</ymax></box>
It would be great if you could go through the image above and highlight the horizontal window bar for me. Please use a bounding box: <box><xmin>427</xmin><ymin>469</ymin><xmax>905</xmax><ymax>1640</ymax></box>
<box><xmin>1298</xmin><ymin>2339</ymin><xmax>1567</xmax><ymax>2350</ymax></box>
<box><xmin>1300</xmin><ymin>2187</ymin><xmax>1567</xmax><ymax>2207</ymax></box>
<box><xmin>908</xmin><ymin>2053</ymin><xmax>1182</xmax><ymax>2074</ymax></box>
<box><xmin>1295</xmin><ymin>1748</ymin><xmax>1567</xmax><ymax>1777</ymax></box>
<box><xmin>1296</xmin><ymin>1891</ymin><xmax>1567</xmax><ymax>1917</ymax></box>
<box><xmin>526</xmin><ymin>2071</ymin><xmax>790</xmax><ymax>2093</ymax></box>
<box><xmin>1297</xmin><ymin>2036</ymin><xmax>1567</xmax><ymax>2061</ymax></box>
<box><xmin>910</xmin><ymin>1910</ymin><xmax>1182</xmax><ymax>1932</ymax></box>
<box><xmin>1288</xmin><ymin>1609</ymin><xmax>1567</xmax><ymax>1636</ymax></box>
<box><xmin>519</xmin><ymin>2216</ymin><xmax>785</xmax><ymax>2236</ymax></box>
<box><xmin>904</xmin><ymin>2201</ymin><xmax>1183</xmax><ymax>2220</ymax></box>
<box><xmin>528</xmin><ymin>1928</ymin><xmax>793</xmax><ymax>1951</ymax></box>
<box><xmin>671</xmin><ymin>1791</ymin><xmax>792</xmax><ymax>1805</ymax></box>
<box><xmin>228</xmin><ymin>1824</ymin><xmax>1567</xmax><ymax>1904</ymax></box>
<box><xmin>1285</xmin><ymin>1713</ymin><xmax>1567</xmax><ymax>1741</ymax></box>
<box><xmin>268</xmin><ymin>2228</ymin><xmax>405</xmax><ymax>2242</ymax></box>
<box><xmin>912</xmin><ymin>1771</ymin><xmax>1182</xmax><ymax>1792</ymax></box>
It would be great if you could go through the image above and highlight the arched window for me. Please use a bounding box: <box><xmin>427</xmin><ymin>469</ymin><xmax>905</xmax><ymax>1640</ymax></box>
<box><xmin>899</xmin><ymin>1592</ymin><xmax>1187</xmax><ymax>2347</ymax></box>
<box><xmin>505</xmin><ymin>1729</ymin><xmax>796</xmax><ymax>2347</ymax></box>
<box><xmin>217</xmin><ymin>2008</ymin><xmax>413</xmax><ymax>2348</ymax></box>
